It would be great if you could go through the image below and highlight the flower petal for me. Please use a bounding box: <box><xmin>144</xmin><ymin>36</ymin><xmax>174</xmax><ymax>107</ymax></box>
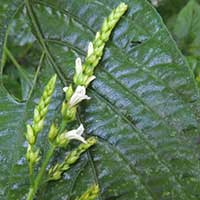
<box><xmin>63</xmin><ymin>86</ymin><xmax>68</xmax><ymax>92</ymax></box>
<box><xmin>76</xmin><ymin>124</ymin><xmax>84</xmax><ymax>135</ymax></box>
<box><xmin>69</xmin><ymin>86</ymin><xmax>90</xmax><ymax>107</ymax></box>
<box><xmin>86</xmin><ymin>75</ymin><xmax>96</xmax><ymax>85</ymax></box>
<box><xmin>64</xmin><ymin>124</ymin><xmax>87</xmax><ymax>143</ymax></box>
<box><xmin>75</xmin><ymin>57</ymin><xmax>83</xmax><ymax>75</ymax></box>
<box><xmin>87</xmin><ymin>42</ymin><xmax>94</xmax><ymax>56</ymax></box>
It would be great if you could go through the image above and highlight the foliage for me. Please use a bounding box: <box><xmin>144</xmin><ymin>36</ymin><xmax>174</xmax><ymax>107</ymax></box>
<box><xmin>0</xmin><ymin>0</ymin><xmax>200</xmax><ymax>200</ymax></box>
<box><xmin>151</xmin><ymin>0</ymin><xmax>200</xmax><ymax>82</ymax></box>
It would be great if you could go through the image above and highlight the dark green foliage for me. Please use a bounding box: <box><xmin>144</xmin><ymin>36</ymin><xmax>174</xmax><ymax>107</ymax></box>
<box><xmin>0</xmin><ymin>0</ymin><xmax>200</xmax><ymax>199</ymax></box>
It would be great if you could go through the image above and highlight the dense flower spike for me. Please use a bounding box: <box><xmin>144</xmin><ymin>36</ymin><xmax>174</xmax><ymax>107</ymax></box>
<box><xmin>25</xmin><ymin>75</ymin><xmax>57</xmax><ymax>174</ymax></box>
<box><xmin>73</xmin><ymin>2</ymin><xmax>128</xmax><ymax>86</ymax></box>
<box><xmin>48</xmin><ymin>137</ymin><xmax>97</xmax><ymax>180</ymax></box>
<box><xmin>32</xmin><ymin>74</ymin><xmax>57</xmax><ymax>135</ymax></box>
<box><xmin>76</xmin><ymin>184</ymin><xmax>99</xmax><ymax>200</ymax></box>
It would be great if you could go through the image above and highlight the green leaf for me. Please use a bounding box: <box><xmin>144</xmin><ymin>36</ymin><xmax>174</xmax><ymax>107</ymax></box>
<box><xmin>173</xmin><ymin>0</ymin><xmax>200</xmax><ymax>57</ymax></box>
<box><xmin>155</xmin><ymin>0</ymin><xmax>188</xmax><ymax>22</ymax></box>
<box><xmin>1</xmin><ymin>0</ymin><xmax>200</xmax><ymax>200</ymax></box>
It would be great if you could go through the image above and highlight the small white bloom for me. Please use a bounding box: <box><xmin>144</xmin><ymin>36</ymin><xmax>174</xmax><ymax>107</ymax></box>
<box><xmin>86</xmin><ymin>75</ymin><xmax>96</xmax><ymax>85</ymax></box>
<box><xmin>75</xmin><ymin>57</ymin><xmax>83</xmax><ymax>75</ymax></box>
<box><xmin>64</xmin><ymin>124</ymin><xmax>86</xmax><ymax>143</ymax></box>
<box><xmin>150</xmin><ymin>0</ymin><xmax>159</xmax><ymax>7</ymax></box>
<box><xmin>95</xmin><ymin>31</ymin><xmax>100</xmax><ymax>39</ymax></box>
<box><xmin>87</xmin><ymin>42</ymin><xmax>94</xmax><ymax>56</ymax></box>
<box><xmin>69</xmin><ymin>85</ymin><xmax>90</xmax><ymax>107</ymax></box>
<box><xmin>63</xmin><ymin>86</ymin><xmax>68</xmax><ymax>92</ymax></box>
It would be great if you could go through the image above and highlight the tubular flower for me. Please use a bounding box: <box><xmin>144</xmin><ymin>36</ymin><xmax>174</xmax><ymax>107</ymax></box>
<box><xmin>69</xmin><ymin>86</ymin><xmax>90</xmax><ymax>107</ymax></box>
<box><xmin>64</xmin><ymin>124</ymin><xmax>86</xmax><ymax>143</ymax></box>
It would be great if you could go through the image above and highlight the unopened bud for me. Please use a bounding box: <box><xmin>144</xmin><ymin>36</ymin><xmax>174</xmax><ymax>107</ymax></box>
<box><xmin>56</xmin><ymin>134</ymin><xmax>69</xmax><ymax>147</ymax></box>
<box><xmin>61</xmin><ymin>105</ymin><xmax>77</xmax><ymax>122</ymax></box>
<box><xmin>26</xmin><ymin>147</ymin><xmax>40</xmax><ymax>164</ymax></box>
<box><xmin>66</xmin><ymin>155</ymin><xmax>79</xmax><ymax>165</ymax></box>
<box><xmin>87</xmin><ymin>137</ymin><xmax>97</xmax><ymax>145</ymax></box>
<box><xmin>26</xmin><ymin>125</ymin><xmax>35</xmax><ymax>145</ymax></box>
<box><xmin>52</xmin><ymin>170</ymin><xmax>62</xmax><ymax>180</ymax></box>
<box><xmin>63</xmin><ymin>84</ymin><xmax>73</xmax><ymax>101</ymax></box>
<box><xmin>34</xmin><ymin>120</ymin><xmax>44</xmax><ymax>134</ymax></box>
<box><xmin>48</xmin><ymin>123</ymin><xmax>58</xmax><ymax>142</ymax></box>
<box><xmin>78</xmin><ymin>184</ymin><xmax>99</xmax><ymax>200</ymax></box>
<box><xmin>33</xmin><ymin>108</ymin><xmax>40</xmax><ymax>123</ymax></box>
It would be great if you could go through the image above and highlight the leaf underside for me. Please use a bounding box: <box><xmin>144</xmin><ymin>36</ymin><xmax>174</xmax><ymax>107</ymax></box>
<box><xmin>0</xmin><ymin>0</ymin><xmax>200</xmax><ymax>200</ymax></box>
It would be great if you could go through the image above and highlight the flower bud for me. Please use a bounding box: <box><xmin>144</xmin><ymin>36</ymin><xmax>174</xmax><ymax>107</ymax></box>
<box><xmin>51</xmin><ymin>171</ymin><xmax>62</xmax><ymax>181</ymax></box>
<box><xmin>61</xmin><ymin>164</ymin><xmax>70</xmax><ymax>171</ymax></box>
<box><xmin>26</xmin><ymin>146</ymin><xmax>40</xmax><ymax>164</ymax></box>
<box><xmin>26</xmin><ymin>125</ymin><xmax>35</xmax><ymax>145</ymax></box>
<box><xmin>48</xmin><ymin>123</ymin><xmax>58</xmax><ymax>142</ymax></box>
<box><xmin>61</xmin><ymin>101</ymin><xmax>68</xmax><ymax>117</ymax></box>
<box><xmin>30</xmin><ymin>149</ymin><xmax>40</xmax><ymax>164</ymax></box>
<box><xmin>66</xmin><ymin>155</ymin><xmax>79</xmax><ymax>165</ymax></box>
<box><xmin>34</xmin><ymin>120</ymin><xmax>44</xmax><ymax>134</ymax></box>
<box><xmin>56</xmin><ymin>134</ymin><xmax>69</xmax><ymax>147</ymax></box>
<box><xmin>88</xmin><ymin>137</ymin><xmax>97</xmax><ymax>144</ymax></box>
<box><xmin>33</xmin><ymin>108</ymin><xmax>40</xmax><ymax>123</ymax></box>
<box><xmin>62</xmin><ymin>105</ymin><xmax>77</xmax><ymax>122</ymax></box>
<box><xmin>64</xmin><ymin>85</ymin><xmax>73</xmax><ymax>101</ymax></box>
<box><xmin>78</xmin><ymin>184</ymin><xmax>99</xmax><ymax>200</ymax></box>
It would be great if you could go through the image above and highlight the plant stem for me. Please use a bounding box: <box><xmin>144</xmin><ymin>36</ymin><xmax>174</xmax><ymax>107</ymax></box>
<box><xmin>26</xmin><ymin>145</ymin><xmax>55</xmax><ymax>200</ymax></box>
<box><xmin>29</xmin><ymin>162</ymin><xmax>34</xmax><ymax>186</ymax></box>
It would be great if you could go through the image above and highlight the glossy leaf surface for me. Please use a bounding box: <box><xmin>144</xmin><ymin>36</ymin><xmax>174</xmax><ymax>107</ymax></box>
<box><xmin>0</xmin><ymin>0</ymin><xmax>200</xmax><ymax>199</ymax></box>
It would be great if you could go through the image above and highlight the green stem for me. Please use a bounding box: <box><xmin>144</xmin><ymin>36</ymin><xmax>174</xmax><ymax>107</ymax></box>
<box><xmin>28</xmin><ymin>162</ymin><xmax>34</xmax><ymax>186</ymax></box>
<box><xmin>26</xmin><ymin>145</ymin><xmax>55</xmax><ymax>200</ymax></box>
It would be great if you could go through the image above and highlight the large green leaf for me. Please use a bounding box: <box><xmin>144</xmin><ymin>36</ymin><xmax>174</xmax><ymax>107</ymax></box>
<box><xmin>173</xmin><ymin>0</ymin><xmax>200</xmax><ymax>57</ymax></box>
<box><xmin>1</xmin><ymin>0</ymin><xmax>200</xmax><ymax>199</ymax></box>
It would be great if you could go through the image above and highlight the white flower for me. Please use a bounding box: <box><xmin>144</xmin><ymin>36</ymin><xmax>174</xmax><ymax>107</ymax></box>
<box><xmin>75</xmin><ymin>57</ymin><xmax>83</xmax><ymax>75</ymax></box>
<box><xmin>69</xmin><ymin>85</ymin><xmax>90</xmax><ymax>107</ymax></box>
<box><xmin>150</xmin><ymin>0</ymin><xmax>159</xmax><ymax>7</ymax></box>
<box><xmin>63</xmin><ymin>86</ymin><xmax>68</xmax><ymax>92</ymax></box>
<box><xmin>64</xmin><ymin>124</ymin><xmax>86</xmax><ymax>143</ymax></box>
<box><xmin>87</xmin><ymin>42</ymin><xmax>94</xmax><ymax>56</ymax></box>
<box><xmin>86</xmin><ymin>75</ymin><xmax>96</xmax><ymax>85</ymax></box>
